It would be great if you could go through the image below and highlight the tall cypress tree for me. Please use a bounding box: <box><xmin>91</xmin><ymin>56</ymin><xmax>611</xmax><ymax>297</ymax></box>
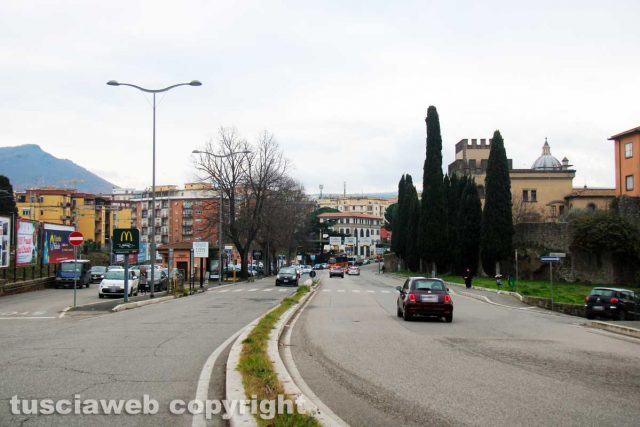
<box><xmin>458</xmin><ymin>178</ymin><xmax>482</xmax><ymax>275</ymax></box>
<box><xmin>405</xmin><ymin>177</ymin><xmax>420</xmax><ymax>271</ymax></box>
<box><xmin>0</xmin><ymin>175</ymin><xmax>17</xmax><ymax>216</ymax></box>
<box><xmin>391</xmin><ymin>175</ymin><xmax>406</xmax><ymax>257</ymax></box>
<box><xmin>480</xmin><ymin>130</ymin><xmax>513</xmax><ymax>275</ymax></box>
<box><xmin>419</xmin><ymin>106</ymin><xmax>447</xmax><ymax>274</ymax></box>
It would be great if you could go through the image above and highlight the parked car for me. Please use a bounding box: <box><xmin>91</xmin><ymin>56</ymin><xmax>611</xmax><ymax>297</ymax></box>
<box><xmin>55</xmin><ymin>260</ymin><xmax>92</xmax><ymax>288</ymax></box>
<box><xmin>347</xmin><ymin>266</ymin><xmax>360</xmax><ymax>276</ymax></box>
<box><xmin>313</xmin><ymin>263</ymin><xmax>325</xmax><ymax>270</ymax></box>
<box><xmin>275</xmin><ymin>267</ymin><xmax>299</xmax><ymax>287</ymax></box>
<box><xmin>139</xmin><ymin>265</ymin><xmax>167</xmax><ymax>291</ymax></box>
<box><xmin>90</xmin><ymin>266</ymin><xmax>108</xmax><ymax>283</ymax></box>
<box><xmin>300</xmin><ymin>265</ymin><xmax>313</xmax><ymax>274</ymax></box>
<box><xmin>329</xmin><ymin>266</ymin><xmax>344</xmax><ymax>278</ymax></box>
<box><xmin>585</xmin><ymin>287</ymin><xmax>638</xmax><ymax>320</ymax></box>
<box><xmin>98</xmin><ymin>269</ymin><xmax>139</xmax><ymax>298</ymax></box>
<box><xmin>396</xmin><ymin>277</ymin><xmax>453</xmax><ymax>322</ymax></box>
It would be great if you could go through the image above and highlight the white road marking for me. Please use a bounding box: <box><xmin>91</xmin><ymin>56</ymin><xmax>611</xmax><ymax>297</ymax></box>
<box><xmin>337</xmin><ymin>290</ymin><xmax>345</xmax><ymax>293</ymax></box>
<box><xmin>219</xmin><ymin>289</ymin><xmax>230</xmax><ymax>293</ymax></box>
<box><xmin>232</xmin><ymin>289</ymin><xmax>243</xmax><ymax>293</ymax></box>
<box><xmin>0</xmin><ymin>317</ymin><xmax>56</xmax><ymax>320</ymax></box>
<box><xmin>351</xmin><ymin>290</ymin><xmax>361</xmax><ymax>293</ymax></box>
<box><xmin>381</xmin><ymin>290</ymin><xmax>390</xmax><ymax>294</ymax></box>
<box><xmin>248</xmin><ymin>288</ymin><xmax>259</xmax><ymax>292</ymax></box>
<box><xmin>322</xmin><ymin>289</ymin><xmax>331</xmax><ymax>292</ymax></box>
<box><xmin>278</xmin><ymin>289</ymin><xmax>288</xmax><ymax>292</ymax></box>
<box><xmin>367</xmin><ymin>290</ymin><xmax>375</xmax><ymax>293</ymax></box>
<box><xmin>262</xmin><ymin>288</ymin><xmax>273</xmax><ymax>292</ymax></box>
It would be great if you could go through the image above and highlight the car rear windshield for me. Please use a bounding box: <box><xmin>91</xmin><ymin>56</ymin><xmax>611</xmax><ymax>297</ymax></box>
<box><xmin>413</xmin><ymin>280</ymin><xmax>445</xmax><ymax>291</ymax></box>
<box><xmin>104</xmin><ymin>271</ymin><xmax>126</xmax><ymax>280</ymax></box>
<box><xmin>279</xmin><ymin>268</ymin><xmax>295</xmax><ymax>274</ymax></box>
<box><xmin>91</xmin><ymin>266</ymin><xmax>107</xmax><ymax>273</ymax></box>
<box><xmin>590</xmin><ymin>289</ymin><xmax>615</xmax><ymax>297</ymax></box>
<box><xmin>60</xmin><ymin>263</ymin><xmax>83</xmax><ymax>272</ymax></box>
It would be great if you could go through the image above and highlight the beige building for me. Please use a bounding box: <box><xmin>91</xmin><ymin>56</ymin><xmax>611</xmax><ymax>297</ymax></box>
<box><xmin>316</xmin><ymin>195</ymin><xmax>394</xmax><ymax>218</ymax></box>
<box><xmin>449</xmin><ymin>138</ymin><xmax>579</xmax><ymax>221</ymax></box>
<box><xmin>565</xmin><ymin>187</ymin><xmax>615</xmax><ymax>212</ymax></box>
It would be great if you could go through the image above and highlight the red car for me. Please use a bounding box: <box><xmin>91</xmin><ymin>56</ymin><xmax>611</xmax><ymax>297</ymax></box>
<box><xmin>396</xmin><ymin>277</ymin><xmax>453</xmax><ymax>322</ymax></box>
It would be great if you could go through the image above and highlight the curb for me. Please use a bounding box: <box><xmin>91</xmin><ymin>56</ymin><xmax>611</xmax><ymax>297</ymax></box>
<box><xmin>278</xmin><ymin>285</ymin><xmax>349</xmax><ymax>427</ymax></box>
<box><xmin>588</xmin><ymin>320</ymin><xmax>640</xmax><ymax>339</ymax></box>
<box><xmin>445</xmin><ymin>281</ymin><xmax>524</xmax><ymax>301</ymax></box>
<box><xmin>112</xmin><ymin>295</ymin><xmax>175</xmax><ymax>312</ymax></box>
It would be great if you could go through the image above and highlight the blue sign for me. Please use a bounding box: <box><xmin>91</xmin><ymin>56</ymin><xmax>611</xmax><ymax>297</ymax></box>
<box><xmin>138</xmin><ymin>242</ymin><xmax>148</xmax><ymax>263</ymax></box>
<box><xmin>540</xmin><ymin>256</ymin><xmax>561</xmax><ymax>263</ymax></box>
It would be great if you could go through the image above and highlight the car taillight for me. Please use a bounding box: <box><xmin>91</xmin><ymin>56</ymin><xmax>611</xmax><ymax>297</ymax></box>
<box><xmin>408</xmin><ymin>293</ymin><xmax>416</xmax><ymax>302</ymax></box>
<box><xmin>610</xmin><ymin>298</ymin><xmax>619</xmax><ymax>304</ymax></box>
<box><xmin>444</xmin><ymin>294</ymin><xmax>452</xmax><ymax>304</ymax></box>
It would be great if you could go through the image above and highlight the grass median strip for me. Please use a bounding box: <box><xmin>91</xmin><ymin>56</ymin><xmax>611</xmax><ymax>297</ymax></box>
<box><xmin>238</xmin><ymin>285</ymin><xmax>319</xmax><ymax>427</ymax></box>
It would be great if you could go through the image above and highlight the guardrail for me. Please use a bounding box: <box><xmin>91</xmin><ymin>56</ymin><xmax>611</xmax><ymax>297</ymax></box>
<box><xmin>0</xmin><ymin>277</ymin><xmax>56</xmax><ymax>297</ymax></box>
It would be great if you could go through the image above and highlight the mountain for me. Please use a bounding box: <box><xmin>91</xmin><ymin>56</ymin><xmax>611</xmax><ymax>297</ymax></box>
<box><xmin>0</xmin><ymin>144</ymin><xmax>117</xmax><ymax>194</ymax></box>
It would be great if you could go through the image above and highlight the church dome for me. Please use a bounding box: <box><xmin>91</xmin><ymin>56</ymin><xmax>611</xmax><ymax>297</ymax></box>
<box><xmin>531</xmin><ymin>138</ymin><xmax>562</xmax><ymax>170</ymax></box>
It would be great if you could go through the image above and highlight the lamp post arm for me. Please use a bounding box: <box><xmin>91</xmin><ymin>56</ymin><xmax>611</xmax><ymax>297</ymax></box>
<box><xmin>109</xmin><ymin>82</ymin><xmax>197</xmax><ymax>93</ymax></box>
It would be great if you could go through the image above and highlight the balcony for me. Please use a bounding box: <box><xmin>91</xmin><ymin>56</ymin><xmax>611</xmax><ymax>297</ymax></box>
<box><xmin>161</xmin><ymin>209</ymin><xmax>169</xmax><ymax>218</ymax></box>
<box><xmin>183</xmin><ymin>209</ymin><xmax>193</xmax><ymax>218</ymax></box>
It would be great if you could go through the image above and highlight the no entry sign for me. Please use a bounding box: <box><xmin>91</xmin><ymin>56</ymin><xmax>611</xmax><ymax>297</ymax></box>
<box><xmin>69</xmin><ymin>231</ymin><xmax>84</xmax><ymax>247</ymax></box>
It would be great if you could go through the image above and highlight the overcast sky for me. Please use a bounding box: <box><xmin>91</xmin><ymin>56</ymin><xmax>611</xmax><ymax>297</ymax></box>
<box><xmin>1</xmin><ymin>0</ymin><xmax>638</xmax><ymax>195</ymax></box>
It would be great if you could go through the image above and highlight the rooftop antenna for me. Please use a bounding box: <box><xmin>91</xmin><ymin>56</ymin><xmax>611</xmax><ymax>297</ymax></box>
<box><xmin>343</xmin><ymin>181</ymin><xmax>346</xmax><ymax>197</ymax></box>
<box><xmin>319</xmin><ymin>184</ymin><xmax>324</xmax><ymax>198</ymax></box>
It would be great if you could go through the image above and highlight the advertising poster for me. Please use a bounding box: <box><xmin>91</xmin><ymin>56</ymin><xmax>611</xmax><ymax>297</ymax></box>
<box><xmin>137</xmin><ymin>242</ymin><xmax>148</xmax><ymax>263</ymax></box>
<box><xmin>0</xmin><ymin>216</ymin><xmax>10</xmax><ymax>268</ymax></box>
<box><xmin>42</xmin><ymin>223</ymin><xmax>75</xmax><ymax>264</ymax></box>
<box><xmin>16</xmin><ymin>219</ymin><xmax>39</xmax><ymax>267</ymax></box>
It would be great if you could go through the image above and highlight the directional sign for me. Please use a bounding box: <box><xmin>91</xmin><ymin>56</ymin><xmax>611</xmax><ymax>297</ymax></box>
<box><xmin>193</xmin><ymin>241</ymin><xmax>209</xmax><ymax>258</ymax></box>
<box><xmin>549</xmin><ymin>252</ymin><xmax>566</xmax><ymax>258</ymax></box>
<box><xmin>540</xmin><ymin>256</ymin><xmax>561</xmax><ymax>263</ymax></box>
<box><xmin>69</xmin><ymin>231</ymin><xmax>84</xmax><ymax>247</ymax></box>
<box><xmin>112</xmin><ymin>228</ymin><xmax>140</xmax><ymax>254</ymax></box>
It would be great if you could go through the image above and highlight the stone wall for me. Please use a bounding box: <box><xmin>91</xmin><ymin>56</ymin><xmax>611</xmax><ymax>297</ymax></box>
<box><xmin>522</xmin><ymin>295</ymin><xmax>585</xmax><ymax>317</ymax></box>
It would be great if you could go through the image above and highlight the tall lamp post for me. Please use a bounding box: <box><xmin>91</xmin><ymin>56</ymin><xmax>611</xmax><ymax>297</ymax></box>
<box><xmin>192</xmin><ymin>149</ymin><xmax>249</xmax><ymax>286</ymax></box>
<box><xmin>108</xmin><ymin>79</ymin><xmax>201</xmax><ymax>298</ymax></box>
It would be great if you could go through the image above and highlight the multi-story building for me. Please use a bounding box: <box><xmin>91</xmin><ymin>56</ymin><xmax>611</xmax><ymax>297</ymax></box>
<box><xmin>316</xmin><ymin>195</ymin><xmax>394</xmax><ymax>218</ymax></box>
<box><xmin>449</xmin><ymin>138</ymin><xmax>578</xmax><ymax>220</ymax></box>
<box><xmin>129</xmin><ymin>183</ymin><xmax>219</xmax><ymax>246</ymax></box>
<box><xmin>609</xmin><ymin>126</ymin><xmax>640</xmax><ymax>197</ymax></box>
<box><xmin>15</xmin><ymin>188</ymin><xmax>134</xmax><ymax>247</ymax></box>
<box><xmin>317</xmin><ymin>212</ymin><xmax>383</xmax><ymax>258</ymax></box>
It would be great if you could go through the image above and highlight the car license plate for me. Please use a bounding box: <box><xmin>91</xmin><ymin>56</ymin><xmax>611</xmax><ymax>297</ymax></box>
<box><xmin>283</xmin><ymin>279</ymin><xmax>288</xmax><ymax>282</ymax></box>
<box><xmin>592</xmin><ymin>306</ymin><xmax>604</xmax><ymax>311</ymax></box>
<box><xmin>421</xmin><ymin>295</ymin><xmax>438</xmax><ymax>303</ymax></box>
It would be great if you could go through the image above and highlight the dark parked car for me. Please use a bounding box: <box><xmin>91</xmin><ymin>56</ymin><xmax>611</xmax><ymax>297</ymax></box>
<box><xmin>90</xmin><ymin>266</ymin><xmax>108</xmax><ymax>283</ymax></box>
<box><xmin>396</xmin><ymin>277</ymin><xmax>453</xmax><ymax>322</ymax></box>
<box><xmin>329</xmin><ymin>266</ymin><xmax>344</xmax><ymax>278</ymax></box>
<box><xmin>275</xmin><ymin>267</ymin><xmax>299</xmax><ymax>287</ymax></box>
<box><xmin>585</xmin><ymin>287</ymin><xmax>638</xmax><ymax>320</ymax></box>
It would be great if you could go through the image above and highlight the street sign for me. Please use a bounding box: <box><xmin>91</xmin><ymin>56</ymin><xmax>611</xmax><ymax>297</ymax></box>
<box><xmin>224</xmin><ymin>245</ymin><xmax>233</xmax><ymax>250</ymax></box>
<box><xmin>329</xmin><ymin>237</ymin><xmax>342</xmax><ymax>246</ymax></box>
<box><xmin>112</xmin><ymin>228</ymin><xmax>139</xmax><ymax>254</ymax></box>
<box><xmin>193</xmin><ymin>241</ymin><xmax>209</xmax><ymax>258</ymax></box>
<box><xmin>344</xmin><ymin>237</ymin><xmax>356</xmax><ymax>245</ymax></box>
<box><xmin>549</xmin><ymin>252</ymin><xmax>566</xmax><ymax>258</ymax></box>
<box><xmin>252</xmin><ymin>250</ymin><xmax>262</xmax><ymax>260</ymax></box>
<box><xmin>540</xmin><ymin>256</ymin><xmax>561</xmax><ymax>263</ymax></box>
<box><xmin>359</xmin><ymin>237</ymin><xmax>372</xmax><ymax>245</ymax></box>
<box><xmin>376</xmin><ymin>248</ymin><xmax>385</xmax><ymax>255</ymax></box>
<box><xmin>69</xmin><ymin>231</ymin><xmax>84</xmax><ymax>247</ymax></box>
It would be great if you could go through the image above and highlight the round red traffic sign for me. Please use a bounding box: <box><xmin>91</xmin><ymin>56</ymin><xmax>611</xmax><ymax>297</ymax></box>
<box><xmin>69</xmin><ymin>231</ymin><xmax>84</xmax><ymax>246</ymax></box>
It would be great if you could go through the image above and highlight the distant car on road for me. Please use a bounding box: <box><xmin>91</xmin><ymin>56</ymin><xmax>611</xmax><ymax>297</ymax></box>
<box><xmin>396</xmin><ymin>277</ymin><xmax>453</xmax><ymax>322</ymax></box>
<box><xmin>90</xmin><ymin>266</ymin><xmax>108</xmax><ymax>284</ymax></box>
<box><xmin>300</xmin><ymin>265</ymin><xmax>313</xmax><ymax>274</ymax></box>
<box><xmin>99</xmin><ymin>269</ymin><xmax>139</xmax><ymax>298</ymax></box>
<box><xmin>275</xmin><ymin>267</ymin><xmax>299</xmax><ymax>287</ymax></box>
<box><xmin>585</xmin><ymin>287</ymin><xmax>638</xmax><ymax>320</ymax></box>
<box><xmin>329</xmin><ymin>266</ymin><xmax>344</xmax><ymax>278</ymax></box>
<box><xmin>312</xmin><ymin>264</ymin><xmax>324</xmax><ymax>270</ymax></box>
<box><xmin>347</xmin><ymin>266</ymin><xmax>360</xmax><ymax>276</ymax></box>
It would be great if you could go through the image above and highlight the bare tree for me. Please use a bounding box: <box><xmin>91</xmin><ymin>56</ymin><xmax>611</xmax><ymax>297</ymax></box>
<box><xmin>512</xmin><ymin>195</ymin><xmax>543</xmax><ymax>224</ymax></box>
<box><xmin>194</xmin><ymin>127</ymin><xmax>289</xmax><ymax>278</ymax></box>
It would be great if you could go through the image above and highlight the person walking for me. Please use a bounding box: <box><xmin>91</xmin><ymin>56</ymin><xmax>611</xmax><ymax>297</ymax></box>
<box><xmin>463</xmin><ymin>268</ymin><xmax>473</xmax><ymax>289</ymax></box>
<box><xmin>139</xmin><ymin>268</ymin><xmax>148</xmax><ymax>295</ymax></box>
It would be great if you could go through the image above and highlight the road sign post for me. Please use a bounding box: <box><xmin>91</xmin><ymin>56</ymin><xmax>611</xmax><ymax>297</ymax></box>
<box><xmin>112</xmin><ymin>229</ymin><xmax>139</xmax><ymax>300</ymax></box>
<box><xmin>540</xmin><ymin>256</ymin><xmax>561</xmax><ymax>310</ymax></box>
<box><xmin>69</xmin><ymin>231</ymin><xmax>84</xmax><ymax>307</ymax></box>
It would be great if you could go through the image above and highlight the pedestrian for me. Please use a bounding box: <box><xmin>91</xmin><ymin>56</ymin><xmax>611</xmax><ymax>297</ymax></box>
<box><xmin>495</xmin><ymin>274</ymin><xmax>502</xmax><ymax>288</ymax></box>
<box><xmin>381</xmin><ymin>264</ymin><xmax>386</xmax><ymax>274</ymax></box>
<box><xmin>463</xmin><ymin>268</ymin><xmax>473</xmax><ymax>289</ymax></box>
<box><xmin>139</xmin><ymin>268</ymin><xmax>148</xmax><ymax>295</ymax></box>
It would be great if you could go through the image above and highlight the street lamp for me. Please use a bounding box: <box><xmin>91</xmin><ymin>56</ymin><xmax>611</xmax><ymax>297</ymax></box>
<box><xmin>108</xmin><ymin>79</ymin><xmax>201</xmax><ymax>298</ymax></box>
<box><xmin>192</xmin><ymin>149</ymin><xmax>250</xmax><ymax>286</ymax></box>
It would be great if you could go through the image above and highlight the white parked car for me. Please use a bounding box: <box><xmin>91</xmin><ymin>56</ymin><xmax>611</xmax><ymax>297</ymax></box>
<box><xmin>300</xmin><ymin>265</ymin><xmax>313</xmax><ymax>274</ymax></box>
<box><xmin>99</xmin><ymin>269</ymin><xmax>139</xmax><ymax>298</ymax></box>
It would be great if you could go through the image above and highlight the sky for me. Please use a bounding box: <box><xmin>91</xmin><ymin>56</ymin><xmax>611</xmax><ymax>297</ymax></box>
<box><xmin>1</xmin><ymin>0</ymin><xmax>639</xmax><ymax>195</ymax></box>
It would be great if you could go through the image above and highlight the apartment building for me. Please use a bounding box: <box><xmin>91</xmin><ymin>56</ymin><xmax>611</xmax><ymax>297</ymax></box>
<box><xmin>317</xmin><ymin>195</ymin><xmax>394</xmax><ymax>218</ymax></box>
<box><xmin>129</xmin><ymin>183</ymin><xmax>219</xmax><ymax>246</ymax></box>
<box><xmin>317</xmin><ymin>212</ymin><xmax>383</xmax><ymax>258</ymax></box>
<box><xmin>609</xmin><ymin>126</ymin><xmax>640</xmax><ymax>197</ymax></box>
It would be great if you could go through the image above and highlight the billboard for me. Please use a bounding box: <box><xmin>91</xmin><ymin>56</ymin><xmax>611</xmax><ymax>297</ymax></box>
<box><xmin>16</xmin><ymin>219</ymin><xmax>39</xmax><ymax>267</ymax></box>
<box><xmin>193</xmin><ymin>241</ymin><xmax>209</xmax><ymax>258</ymax></box>
<box><xmin>359</xmin><ymin>237</ymin><xmax>372</xmax><ymax>246</ymax></box>
<box><xmin>344</xmin><ymin>237</ymin><xmax>356</xmax><ymax>245</ymax></box>
<box><xmin>0</xmin><ymin>216</ymin><xmax>10</xmax><ymax>268</ymax></box>
<box><xmin>42</xmin><ymin>223</ymin><xmax>75</xmax><ymax>264</ymax></box>
<box><xmin>329</xmin><ymin>236</ymin><xmax>342</xmax><ymax>246</ymax></box>
<box><xmin>137</xmin><ymin>242</ymin><xmax>148</xmax><ymax>263</ymax></box>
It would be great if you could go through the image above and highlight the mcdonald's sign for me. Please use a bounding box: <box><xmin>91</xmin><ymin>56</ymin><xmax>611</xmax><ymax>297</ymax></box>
<box><xmin>112</xmin><ymin>228</ymin><xmax>140</xmax><ymax>254</ymax></box>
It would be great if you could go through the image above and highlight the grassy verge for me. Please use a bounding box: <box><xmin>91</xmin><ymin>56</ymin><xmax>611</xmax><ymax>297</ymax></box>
<box><xmin>390</xmin><ymin>270</ymin><xmax>639</xmax><ymax>305</ymax></box>
<box><xmin>238</xmin><ymin>285</ymin><xmax>319</xmax><ymax>427</ymax></box>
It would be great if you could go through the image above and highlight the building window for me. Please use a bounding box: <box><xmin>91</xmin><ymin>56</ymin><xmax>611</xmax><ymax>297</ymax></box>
<box><xmin>22</xmin><ymin>208</ymin><xmax>30</xmax><ymax>217</ymax></box>
<box><xmin>522</xmin><ymin>190</ymin><xmax>529</xmax><ymax>202</ymax></box>
<box><xmin>530</xmin><ymin>190</ymin><xmax>537</xmax><ymax>202</ymax></box>
<box><xmin>559</xmin><ymin>205</ymin><xmax>565</xmax><ymax>216</ymax></box>
<box><xmin>587</xmin><ymin>203</ymin><xmax>596</xmax><ymax>211</ymax></box>
<box><xmin>625</xmin><ymin>142</ymin><xmax>633</xmax><ymax>158</ymax></box>
<box><xmin>626</xmin><ymin>175</ymin><xmax>634</xmax><ymax>191</ymax></box>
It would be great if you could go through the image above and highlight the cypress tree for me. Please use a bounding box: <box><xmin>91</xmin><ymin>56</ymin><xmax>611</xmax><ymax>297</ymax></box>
<box><xmin>405</xmin><ymin>178</ymin><xmax>420</xmax><ymax>271</ymax></box>
<box><xmin>0</xmin><ymin>175</ymin><xmax>17</xmax><ymax>217</ymax></box>
<box><xmin>458</xmin><ymin>179</ymin><xmax>482</xmax><ymax>275</ymax></box>
<box><xmin>391</xmin><ymin>175</ymin><xmax>406</xmax><ymax>258</ymax></box>
<box><xmin>419</xmin><ymin>106</ymin><xmax>447</xmax><ymax>274</ymax></box>
<box><xmin>480</xmin><ymin>130</ymin><xmax>513</xmax><ymax>275</ymax></box>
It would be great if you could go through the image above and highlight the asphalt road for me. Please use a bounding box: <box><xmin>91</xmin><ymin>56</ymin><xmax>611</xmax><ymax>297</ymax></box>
<box><xmin>0</xmin><ymin>276</ymin><xmax>298</xmax><ymax>426</ymax></box>
<box><xmin>291</xmin><ymin>265</ymin><xmax>640</xmax><ymax>426</ymax></box>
